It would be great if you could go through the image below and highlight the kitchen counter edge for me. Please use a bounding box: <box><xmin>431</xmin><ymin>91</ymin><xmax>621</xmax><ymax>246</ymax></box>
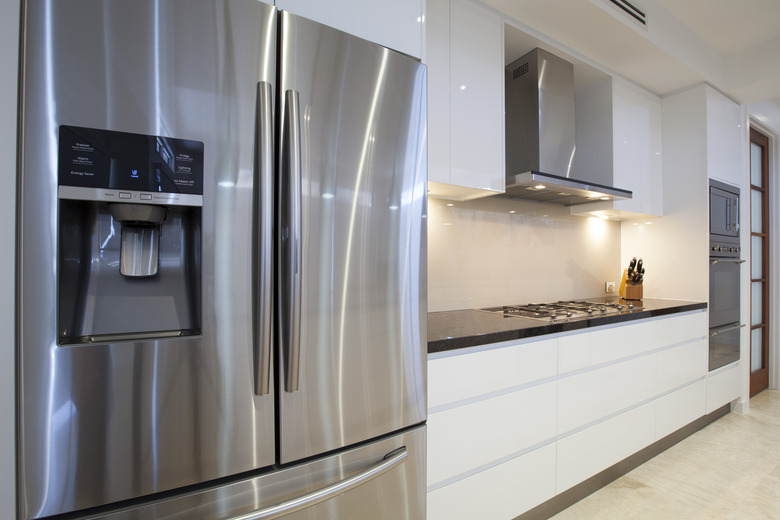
<box><xmin>427</xmin><ymin>298</ymin><xmax>708</xmax><ymax>354</ymax></box>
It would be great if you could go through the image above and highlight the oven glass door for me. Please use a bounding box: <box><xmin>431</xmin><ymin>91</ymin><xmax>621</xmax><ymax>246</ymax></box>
<box><xmin>709</xmin><ymin>258</ymin><xmax>741</xmax><ymax>327</ymax></box>
<box><xmin>709</xmin><ymin>323</ymin><xmax>741</xmax><ymax>371</ymax></box>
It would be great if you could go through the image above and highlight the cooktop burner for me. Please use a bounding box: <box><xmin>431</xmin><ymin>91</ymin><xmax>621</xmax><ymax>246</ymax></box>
<box><xmin>478</xmin><ymin>300</ymin><xmax>644</xmax><ymax>322</ymax></box>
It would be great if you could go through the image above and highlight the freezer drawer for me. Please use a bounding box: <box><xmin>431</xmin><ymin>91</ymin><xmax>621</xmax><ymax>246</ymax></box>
<box><xmin>85</xmin><ymin>425</ymin><xmax>426</xmax><ymax>520</ymax></box>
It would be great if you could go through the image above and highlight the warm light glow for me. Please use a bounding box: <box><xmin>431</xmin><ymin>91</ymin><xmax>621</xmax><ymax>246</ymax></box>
<box><xmin>600</xmin><ymin>196</ymin><xmax>610</xmax><ymax>200</ymax></box>
<box><xmin>509</xmin><ymin>210</ymin><xmax>516</xmax><ymax>214</ymax></box>
<box><xmin>645</xmin><ymin>221</ymin><xmax>653</xmax><ymax>225</ymax></box>
<box><xmin>599</xmin><ymin>214</ymin><xmax>609</xmax><ymax>220</ymax></box>
<box><xmin>534</xmin><ymin>184</ymin><xmax>546</xmax><ymax>190</ymax></box>
<box><xmin>446</xmin><ymin>203</ymin><xmax>454</xmax><ymax>207</ymax></box>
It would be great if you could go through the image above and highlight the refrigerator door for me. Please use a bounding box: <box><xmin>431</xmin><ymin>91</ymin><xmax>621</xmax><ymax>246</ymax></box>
<box><xmin>277</xmin><ymin>11</ymin><xmax>427</xmax><ymax>463</ymax></box>
<box><xmin>18</xmin><ymin>1</ymin><xmax>277</xmax><ymax>518</ymax></box>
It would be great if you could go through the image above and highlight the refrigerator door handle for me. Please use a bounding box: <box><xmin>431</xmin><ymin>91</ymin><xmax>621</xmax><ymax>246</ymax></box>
<box><xmin>254</xmin><ymin>81</ymin><xmax>274</xmax><ymax>396</ymax></box>
<box><xmin>282</xmin><ymin>89</ymin><xmax>302</xmax><ymax>393</ymax></box>
<box><xmin>225</xmin><ymin>447</ymin><xmax>408</xmax><ymax>520</ymax></box>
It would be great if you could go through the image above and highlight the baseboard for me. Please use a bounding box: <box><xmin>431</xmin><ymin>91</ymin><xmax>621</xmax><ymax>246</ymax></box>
<box><xmin>513</xmin><ymin>404</ymin><xmax>731</xmax><ymax>520</ymax></box>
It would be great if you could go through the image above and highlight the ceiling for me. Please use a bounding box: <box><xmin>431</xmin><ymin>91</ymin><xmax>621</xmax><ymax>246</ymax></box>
<box><xmin>482</xmin><ymin>0</ymin><xmax>780</xmax><ymax>106</ymax></box>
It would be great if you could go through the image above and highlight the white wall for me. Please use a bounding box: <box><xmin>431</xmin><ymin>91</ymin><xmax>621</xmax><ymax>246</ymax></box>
<box><xmin>1</xmin><ymin>0</ymin><xmax>19</xmax><ymax>516</ymax></box>
<box><xmin>427</xmin><ymin>196</ymin><xmax>621</xmax><ymax>311</ymax></box>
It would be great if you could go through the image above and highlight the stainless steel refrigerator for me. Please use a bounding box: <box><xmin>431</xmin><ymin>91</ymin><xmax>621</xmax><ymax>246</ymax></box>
<box><xmin>17</xmin><ymin>1</ymin><xmax>427</xmax><ymax>519</ymax></box>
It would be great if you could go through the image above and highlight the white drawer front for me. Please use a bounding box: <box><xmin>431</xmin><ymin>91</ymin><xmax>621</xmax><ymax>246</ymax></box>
<box><xmin>656</xmin><ymin>380</ymin><xmax>706</xmax><ymax>440</ymax></box>
<box><xmin>557</xmin><ymin>355</ymin><xmax>656</xmax><ymax>434</ymax></box>
<box><xmin>656</xmin><ymin>339</ymin><xmax>707</xmax><ymax>394</ymax></box>
<box><xmin>427</xmin><ymin>444</ymin><xmax>556</xmax><ymax>520</ymax></box>
<box><xmin>427</xmin><ymin>381</ymin><xmax>557</xmax><ymax>486</ymax></box>
<box><xmin>429</xmin><ymin>338</ymin><xmax>557</xmax><ymax>409</ymax></box>
<box><xmin>556</xmin><ymin>402</ymin><xmax>655</xmax><ymax>493</ymax></box>
<box><xmin>706</xmin><ymin>362</ymin><xmax>742</xmax><ymax>413</ymax></box>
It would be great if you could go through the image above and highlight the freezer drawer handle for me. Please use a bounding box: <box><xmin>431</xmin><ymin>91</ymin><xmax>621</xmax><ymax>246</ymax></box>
<box><xmin>226</xmin><ymin>447</ymin><xmax>408</xmax><ymax>520</ymax></box>
<box><xmin>254</xmin><ymin>81</ymin><xmax>274</xmax><ymax>396</ymax></box>
<box><xmin>710</xmin><ymin>323</ymin><xmax>745</xmax><ymax>336</ymax></box>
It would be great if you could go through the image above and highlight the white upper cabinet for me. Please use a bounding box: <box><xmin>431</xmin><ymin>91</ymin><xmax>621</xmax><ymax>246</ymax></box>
<box><xmin>571</xmin><ymin>77</ymin><xmax>663</xmax><ymax>219</ymax></box>
<box><xmin>426</xmin><ymin>0</ymin><xmax>505</xmax><ymax>201</ymax></box>
<box><xmin>705</xmin><ymin>86</ymin><xmax>743</xmax><ymax>186</ymax></box>
<box><xmin>612</xmin><ymin>78</ymin><xmax>663</xmax><ymax>216</ymax></box>
<box><xmin>276</xmin><ymin>0</ymin><xmax>423</xmax><ymax>59</ymax></box>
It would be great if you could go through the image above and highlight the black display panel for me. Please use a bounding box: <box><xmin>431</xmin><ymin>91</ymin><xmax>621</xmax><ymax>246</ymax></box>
<box><xmin>58</xmin><ymin>125</ymin><xmax>204</xmax><ymax>195</ymax></box>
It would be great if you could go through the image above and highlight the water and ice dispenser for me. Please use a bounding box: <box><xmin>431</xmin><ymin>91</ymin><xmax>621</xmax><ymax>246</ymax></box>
<box><xmin>57</xmin><ymin>125</ymin><xmax>203</xmax><ymax>344</ymax></box>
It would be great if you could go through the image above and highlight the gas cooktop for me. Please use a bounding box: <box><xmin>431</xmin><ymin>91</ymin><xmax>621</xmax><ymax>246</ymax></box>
<box><xmin>478</xmin><ymin>300</ymin><xmax>644</xmax><ymax>323</ymax></box>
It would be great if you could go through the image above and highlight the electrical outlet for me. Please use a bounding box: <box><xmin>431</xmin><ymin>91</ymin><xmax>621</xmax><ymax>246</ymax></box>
<box><xmin>605</xmin><ymin>281</ymin><xmax>616</xmax><ymax>293</ymax></box>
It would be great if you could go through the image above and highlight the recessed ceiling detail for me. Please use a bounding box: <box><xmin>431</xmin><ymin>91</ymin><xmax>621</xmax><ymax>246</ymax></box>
<box><xmin>600</xmin><ymin>0</ymin><xmax>647</xmax><ymax>30</ymax></box>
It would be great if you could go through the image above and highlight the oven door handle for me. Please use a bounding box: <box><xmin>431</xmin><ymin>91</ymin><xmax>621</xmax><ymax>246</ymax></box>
<box><xmin>710</xmin><ymin>323</ymin><xmax>745</xmax><ymax>336</ymax></box>
<box><xmin>710</xmin><ymin>258</ymin><xmax>746</xmax><ymax>265</ymax></box>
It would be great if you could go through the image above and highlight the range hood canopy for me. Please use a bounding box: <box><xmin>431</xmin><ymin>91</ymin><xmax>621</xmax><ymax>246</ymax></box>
<box><xmin>504</xmin><ymin>48</ymin><xmax>632</xmax><ymax>206</ymax></box>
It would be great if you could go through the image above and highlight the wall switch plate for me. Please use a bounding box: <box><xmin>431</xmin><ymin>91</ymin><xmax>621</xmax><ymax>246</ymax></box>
<box><xmin>605</xmin><ymin>281</ymin><xmax>616</xmax><ymax>293</ymax></box>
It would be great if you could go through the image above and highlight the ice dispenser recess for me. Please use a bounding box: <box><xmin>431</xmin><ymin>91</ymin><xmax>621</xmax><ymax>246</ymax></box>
<box><xmin>57</xmin><ymin>125</ymin><xmax>204</xmax><ymax>344</ymax></box>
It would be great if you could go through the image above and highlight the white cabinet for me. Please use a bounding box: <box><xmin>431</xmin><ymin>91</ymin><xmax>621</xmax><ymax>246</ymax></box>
<box><xmin>426</xmin><ymin>0</ymin><xmax>505</xmax><ymax>201</ymax></box>
<box><xmin>276</xmin><ymin>0</ymin><xmax>423</xmax><ymax>59</ymax></box>
<box><xmin>706</xmin><ymin>87</ymin><xmax>743</xmax><ymax>186</ymax></box>
<box><xmin>428</xmin><ymin>310</ymin><xmax>710</xmax><ymax>520</ymax></box>
<box><xmin>571</xmin><ymin>77</ymin><xmax>663</xmax><ymax>219</ymax></box>
<box><xmin>706</xmin><ymin>362</ymin><xmax>742</xmax><ymax>413</ymax></box>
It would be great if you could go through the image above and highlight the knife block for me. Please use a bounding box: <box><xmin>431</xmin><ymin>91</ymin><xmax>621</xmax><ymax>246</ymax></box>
<box><xmin>624</xmin><ymin>283</ymin><xmax>643</xmax><ymax>301</ymax></box>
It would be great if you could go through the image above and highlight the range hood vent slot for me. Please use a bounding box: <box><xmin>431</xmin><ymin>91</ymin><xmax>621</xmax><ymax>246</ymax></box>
<box><xmin>601</xmin><ymin>0</ymin><xmax>647</xmax><ymax>30</ymax></box>
<box><xmin>512</xmin><ymin>62</ymin><xmax>529</xmax><ymax>79</ymax></box>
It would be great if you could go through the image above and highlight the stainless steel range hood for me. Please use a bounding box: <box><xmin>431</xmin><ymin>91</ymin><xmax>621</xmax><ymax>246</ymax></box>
<box><xmin>504</xmin><ymin>48</ymin><xmax>632</xmax><ymax>206</ymax></box>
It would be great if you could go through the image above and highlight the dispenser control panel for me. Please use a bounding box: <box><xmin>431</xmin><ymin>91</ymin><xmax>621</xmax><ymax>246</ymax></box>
<box><xmin>58</xmin><ymin>125</ymin><xmax>204</xmax><ymax>206</ymax></box>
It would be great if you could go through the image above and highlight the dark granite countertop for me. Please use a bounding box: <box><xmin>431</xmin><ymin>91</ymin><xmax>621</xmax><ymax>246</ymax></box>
<box><xmin>428</xmin><ymin>297</ymin><xmax>707</xmax><ymax>354</ymax></box>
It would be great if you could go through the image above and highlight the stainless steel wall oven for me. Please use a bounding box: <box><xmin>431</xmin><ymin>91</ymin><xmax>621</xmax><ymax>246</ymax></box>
<box><xmin>709</xmin><ymin>179</ymin><xmax>744</xmax><ymax>371</ymax></box>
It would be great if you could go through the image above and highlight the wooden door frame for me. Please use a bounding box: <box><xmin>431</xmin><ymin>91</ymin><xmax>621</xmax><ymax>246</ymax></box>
<box><xmin>750</xmin><ymin>126</ymin><xmax>769</xmax><ymax>397</ymax></box>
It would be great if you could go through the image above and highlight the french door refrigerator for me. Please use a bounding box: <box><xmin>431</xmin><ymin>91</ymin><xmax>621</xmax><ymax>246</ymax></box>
<box><xmin>17</xmin><ymin>1</ymin><xmax>427</xmax><ymax>519</ymax></box>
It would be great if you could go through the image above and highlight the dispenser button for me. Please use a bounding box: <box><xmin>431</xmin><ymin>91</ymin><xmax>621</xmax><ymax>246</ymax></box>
<box><xmin>140</xmin><ymin>193</ymin><xmax>152</xmax><ymax>200</ymax></box>
<box><xmin>119</xmin><ymin>192</ymin><xmax>132</xmax><ymax>199</ymax></box>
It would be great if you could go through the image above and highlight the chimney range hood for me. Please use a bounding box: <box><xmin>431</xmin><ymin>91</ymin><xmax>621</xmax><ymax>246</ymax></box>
<box><xmin>504</xmin><ymin>48</ymin><xmax>632</xmax><ymax>206</ymax></box>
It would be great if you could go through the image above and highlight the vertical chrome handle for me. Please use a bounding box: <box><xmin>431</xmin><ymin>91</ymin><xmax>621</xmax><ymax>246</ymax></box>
<box><xmin>726</xmin><ymin>199</ymin><xmax>731</xmax><ymax>231</ymax></box>
<box><xmin>254</xmin><ymin>81</ymin><xmax>274</xmax><ymax>396</ymax></box>
<box><xmin>281</xmin><ymin>89</ymin><xmax>302</xmax><ymax>393</ymax></box>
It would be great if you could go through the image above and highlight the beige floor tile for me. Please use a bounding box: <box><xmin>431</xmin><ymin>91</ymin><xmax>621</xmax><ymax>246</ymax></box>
<box><xmin>551</xmin><ymin>390</ymin><xmax>780</xmax><ymax>520</ymax></box>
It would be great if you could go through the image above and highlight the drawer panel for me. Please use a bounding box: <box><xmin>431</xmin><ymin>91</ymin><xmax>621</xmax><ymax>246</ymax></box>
<box><xmin>557</xmin><ymin>355</ymin><xmax>655</xmax><ymax>434</ymax></box>
<box><xmin>556</xmin><ymin>402</ymin><xmax>655</xmax><ymax>493</ymax></box>
<box><xmin>429</xmin><ymin>338</ymin><xmax>557</xmax><ymax>409</ymax></box>
<box><xmin>427</xmin><ymin>381</ymin><xmax>556</xmax><ymax>486</ymax></box>
<box><xmin>656</xmin><ymin>379</ymin><xmax>706</xmax><ymax>440</ymax></box>
<box><xmin>427</xmin><ymin>444</ymin><xmax>556</xmax><ymax>520</ymax></box>
<box><xmin>706</xmin><ymin>362</ymin><xmax>742</xmax><ymax>413</ymax></box>
<box><xmin>656</xmin><ymin>339</ymin><xmax>707</xmax><ymax>394</ymax></box>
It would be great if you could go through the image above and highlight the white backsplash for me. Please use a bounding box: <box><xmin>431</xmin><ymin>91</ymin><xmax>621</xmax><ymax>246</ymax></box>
<box><xmin>427</xmin><ymin>196</ymin><xmax>622</xmax><ymax>312</ymax></box>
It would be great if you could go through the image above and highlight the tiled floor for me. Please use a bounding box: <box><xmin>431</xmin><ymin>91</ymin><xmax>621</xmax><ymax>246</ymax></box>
<box><xmin>551</xmin><ymin>389</ymin><xmax>780</xmax><ymax>519</ymax></box>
